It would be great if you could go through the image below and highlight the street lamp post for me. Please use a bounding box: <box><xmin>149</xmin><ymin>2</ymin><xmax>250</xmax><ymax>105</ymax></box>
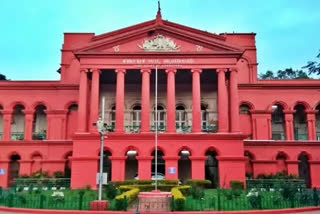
<box><xmin>95</xmin><ymin>97</ymin><xmax>108</xmax><ymax>200</ymax></box>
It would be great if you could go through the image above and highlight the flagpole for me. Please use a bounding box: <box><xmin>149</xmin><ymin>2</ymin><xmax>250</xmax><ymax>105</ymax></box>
<box><xmin>155</xmin><ymin>65</ymin><xmax>158</xmax><ymax>191</ymax></box>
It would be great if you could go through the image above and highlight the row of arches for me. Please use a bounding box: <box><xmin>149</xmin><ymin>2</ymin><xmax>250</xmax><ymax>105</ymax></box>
<box><xmin>6</xmin><ymin>152</ymin><xmax>72</xmax><ymax>186</ymax></box>
<box><xmin>99</xmin><ymin>148</ymin><xmax>220</xmax><ymax>188</ymax></box>
<box><xmin>0</xmin><ymin>103</ymin><xmax>78</xmax><ymax>140</ymax></box>
<box><xmin>245</xmin><ymin>151</ymin><xmax>312</xmax><ymax>187</ymax></box>
<box><xmin>108</xmin><ymin>103</ymin><xmax>212</xmax><ymax>132</ymax></box>
<box><xmin>240</xmin><ymin>102</ymin><xmax>320</xmax><ymax>140</ymax></box>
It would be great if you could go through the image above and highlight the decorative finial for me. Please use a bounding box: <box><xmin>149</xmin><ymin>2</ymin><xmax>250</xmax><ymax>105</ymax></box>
<box><xmin>156</xmin><ymin>0</ymin><xmax>163</xmax><ymax>24</ymax></box>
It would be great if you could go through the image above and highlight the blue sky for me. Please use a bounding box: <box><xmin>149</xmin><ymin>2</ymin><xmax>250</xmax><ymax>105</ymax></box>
<box><xmin>0</xmin><ymin>0</ymin><xmax>319</xmax><ymax>80</ymax></box>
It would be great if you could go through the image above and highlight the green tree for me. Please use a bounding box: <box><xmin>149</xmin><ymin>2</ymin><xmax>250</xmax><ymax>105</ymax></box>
<box><xmin>259</xmin><ymin>68</ymin><xmax>309</xmax><ymax>79</ymax></box>
<box><xmin>302</xmin><ymin>52</ymin><xmax>320</xmax><ymax>75</ymax></box>
<box><xmin>0</xmin><ymin>74</ymin><xmax>7</xmax><ymax>80</ymax></box>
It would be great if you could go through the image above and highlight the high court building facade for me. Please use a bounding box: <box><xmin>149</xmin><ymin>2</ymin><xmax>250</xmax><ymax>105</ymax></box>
<box><xmin>0</xmin><ymin>10</ymin><xmax>319</xmax><ymax>189</ymax></box>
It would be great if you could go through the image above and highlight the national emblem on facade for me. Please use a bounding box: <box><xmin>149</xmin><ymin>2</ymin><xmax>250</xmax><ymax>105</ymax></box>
<box><xmin>138</xmin><ymin>34</ymin><xmax>180</xmax><ymax>51</ymax></box>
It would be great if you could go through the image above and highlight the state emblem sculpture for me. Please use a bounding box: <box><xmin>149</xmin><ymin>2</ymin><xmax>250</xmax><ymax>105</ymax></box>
<box><xmin>138</xmin><ymin>34</ymin><xmax>180</xmax><ymax>51</ymax></box>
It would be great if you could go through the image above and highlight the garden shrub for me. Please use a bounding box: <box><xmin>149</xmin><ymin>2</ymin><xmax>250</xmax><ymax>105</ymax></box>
<box><xmin>188</xmin><ymin>185</ymin><xmax>204</xmax><ymax>199</ymax></box>
<box><xmin>230</xmin><ymin>180</ymin><xmax>244</xmax><ymax>190</ymax></box>
<box><xmin>53</xmin><ymin>171</ymin><xmax>64</xmax><ymax>178</ymax></box>
<box><xmin>104</xmin><ymin>183</ymin><xmax>117</xmax><ymax>199</ymax></box>
<box><xmin>171</xmin><ymin>186</ymin><xmax>189</xmax><ymax>211</ymax></box>
<box><xmin>246</xmin><ymin>189</ymin><xmax>261</xmax><ymax>209</ymax></box>
<box><xmin>115</xmin><ymin>185</ymin><xmax>139</xmax><ymax>204</ymax></box>
<box><xmin>185</xmin><ymin>179</ymin><xmax>211</xmax><ymax>188</ymax></box>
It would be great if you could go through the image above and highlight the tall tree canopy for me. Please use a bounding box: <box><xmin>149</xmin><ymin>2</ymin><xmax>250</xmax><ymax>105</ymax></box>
<box><xmin>302</xmin><ymin>52</ymin><xmax>320</xmax><ymax>75</ymax></box>
<box><xmin>259</xmin><ymin>68</ymin><xmax>309</xmax><ymax>80</ymax></box>
<box><xmin>0</xmin><ymin>74</ymin><xmax>7</xmax><ymax>80</ymax></box>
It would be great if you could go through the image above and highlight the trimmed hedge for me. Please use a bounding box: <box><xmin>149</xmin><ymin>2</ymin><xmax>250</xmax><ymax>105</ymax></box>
<box><xmin>171</xmin><ymin>185</ymin><xmax>190</xmax><ymax>211</ymax></box>
<box><xmin>115</xmin><ymin>185</ymin><xmax>139</xmax><ymax>203</ymax></box>
<box><xmin>185</xmin><ymin>179</ymin><xmax>211</xmax><ymax>188</ymax></box>
<box><xmin>111</xmin><ymin>179</ymin><xmax>179</xmax><ymax>186</ymax></box>
<box><xmin>230</xmin><ymin>180</ymin><xmax>244</xmax><ymax>190</ymax></box>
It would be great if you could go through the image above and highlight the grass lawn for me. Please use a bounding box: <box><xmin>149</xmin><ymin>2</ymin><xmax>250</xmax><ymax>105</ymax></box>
<box><xmin>182</xmin><ymin>189</ymin><xmax>315</xmax><ymax>211</ymax></box>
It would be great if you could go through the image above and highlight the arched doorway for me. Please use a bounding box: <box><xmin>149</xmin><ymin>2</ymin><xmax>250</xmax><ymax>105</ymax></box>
<box><xmin>125</xmin><ymin>150</ymin><xmax>138</xmax><ymax>179</ymax></box>
<box><xmin>271</xmin><ymin>104</ymin><xmax>286</xmax><ymax>140</ymax></box>
<box><xmin>9</xmin><ymin>154</ymin><xmax>21</xmax><ymax>186</ymax></box>
<box><xmin>64</xmin><ymin>152</ymin><xmax>72</xmax><ymax>178</ymax></box>
<box><xmin>178</xmin><ymin>149</ymin><xmax>191</xmax><ymax>183</ymax></box>
<box><xmin>98</xmin><ymin>150</ymin><xmax>112</xmax><ymax>182</ymax></box>
<box><xmin>276</xmin><ymin>152</ymin><xmax>288</xmax><ymax>174</ymax></box>
<box><xmin>151</xmin><ymin>150</ymin><xmax>165</xmax><ymax>177</ymax></box>
<box><xmin>205</xmin><ymin>150</ymin><xmax>219</xmax><ymax>188</ymax></box>
<box><xmin>298</xmin><ymin>153</ymin><xmax>311</xmax><ymax>188</ymax></box>
<box><xmin>32</xmin><ymin>105</ymin><xmax>47</xmax><ymax>140</ymax></box>
<box><xmin>11</xmin><ymin>105</ymin><xmax>25</xmax><ymax>140</ymax></box>
<box><xmin>244</xmin><ymin>151</ymin><xmax>254</xmax><ymax>178</ymax></box>
<box><xmin>294</xmin><ymin>105</ymin><xmax>308</xmax><ymax>140</ymax></box>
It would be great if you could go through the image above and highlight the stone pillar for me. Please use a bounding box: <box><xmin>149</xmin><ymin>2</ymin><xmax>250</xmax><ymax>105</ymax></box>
<box><xmin>89</xmin><ymin>69</ymin><xmax>101</xmax><ymax>133</ymax></box>
<box><xmin>163</xmin><ymin>156</ymin><xmax>179</xmax><ymax>180</ymax></box>
<box><xmin>284</xmin><ymin>111</ymin><xmax>294</xmax><ymax>140</ymax></box>
<box><xmin>217</xmin><ymin>68</ymin><xmax>228</xmax><ymax>132</ymax></box>
<box><xmin>115</xmin><ymin>69</ymin><xmax>126</xmax><ymax>133</ymax></box>
<box><xmin>140</xmin><ymin>69</ymin><xmax>151</xmax><ymax>132</ymax></box>
<box><xmin>229</xmin><ymin>68</ymin><xmax>240</xmax><ymax>132</ymax></box>
<box><xmin>110</xmin><ymin>156</ymin><xmax>126</xmax><ymax>181</ymax></box>
<box><xmin>306</xmin><ymin>110</ymin><xmax>317</xmax><ymax>140</ymax></box>
<box><xmin>137</xmin><ymin>156</ymin><xmax>152</xmax><ymax>180</ymax></box>
<box><xmin>24</xmin><ymin>110</ymin><xmax>34</xmax><ymax>140</ymax></box>
<box><xmin>70</xmin><ymin>157</ymin><xmax>99</xmax><ymax>189</ymax></box>
<box><xmin>166</xmin><ymin>68</ymin><xmax>176</xmax><ymax>133</ymax></box>
<box><xmin>2</xmin><ymin>110</ymin><xmax>12</xmax><ymax>140</ymax></box>
<box><xmin>286</xmin><ymin>160</ymin><xmax>299</xmax><ymax>176</ymax></box>
<box><xmin>217</xmin><ymin>157</ymin><xmax>246</xmax><ymax>188</ymax></box>
<box><xmin>190</xmin><ymin>156</ymin><xmax>206</xmax><ymax>179</ymax></box>
<box><xmin>0</xmin><ymin>160</ymin><xmax>9</xmax><ymax>187</ymax></box>
<box><xmin>310</xmin><ymin>160</ymin><xmax>320</xmax><ymax>188</ymax></box>
<box><xmin>191</xmin><ymin>69</ymin><xmax>202</xmax><ymax>133</ymax></box>
<box><xmin>19</xmin><ymin>160</ymin><xmax>32</xmax><ymax>175</ymax></box>
<box><xmin>77</xmin><ymin>69</ymin><xmax>89</xmax><ymax>132</ymax></box>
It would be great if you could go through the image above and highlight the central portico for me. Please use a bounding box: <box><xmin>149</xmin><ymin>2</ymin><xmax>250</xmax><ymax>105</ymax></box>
<box><xmin>69</xmin><ymin>9</ymin><xmax>249</xmax><ymax>189</ymax></box>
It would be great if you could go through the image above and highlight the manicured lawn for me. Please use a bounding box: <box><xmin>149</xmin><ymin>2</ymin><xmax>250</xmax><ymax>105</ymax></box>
<box><xmin>181</xmin><ymin>189</ymin><xmax>317</xmax><ymax>211</ymax></box>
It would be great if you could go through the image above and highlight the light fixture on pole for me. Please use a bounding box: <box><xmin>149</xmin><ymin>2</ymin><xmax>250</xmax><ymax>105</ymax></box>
<box><xmin>95</xmin><ymin>97</ymin><xmax>108</xmax><ymax>200</ymax></box>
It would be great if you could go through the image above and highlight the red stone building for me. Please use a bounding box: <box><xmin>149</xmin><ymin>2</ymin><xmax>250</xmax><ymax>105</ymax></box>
<box><xmin>0</xmin><ymin>10</ymin><xmax>319</xmax><ymax>189</ymax></box>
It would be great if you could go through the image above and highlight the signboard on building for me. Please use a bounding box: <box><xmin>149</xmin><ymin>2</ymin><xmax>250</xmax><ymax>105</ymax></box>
<box><xmin>96</xmin><ymin>173</ymin><xmax>108</xmax><ymax>185</ymax></box>
<box><xmin>168</xmin><ymin>167</ymin><xmax>176</xmax><ymax>174</ymax></box>
<box><xmin>0</xmin><ymin>169</ymin><xmax>5</xmax><ymax>175</ymax></box>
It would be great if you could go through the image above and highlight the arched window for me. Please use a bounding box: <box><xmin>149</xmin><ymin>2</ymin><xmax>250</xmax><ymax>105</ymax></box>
<box><xmin>178</xmin><ymin>149</ymin><xmax>191</xmax><ymax>182</ymax></box>
<box><xmin>176</xmin><ymin>105</ymin><xmax>187</xmax><ymax>132</ymax></box>
<box><xmin>240</xmin><ymin>104</ymin><xmax>253</xmax><ymax>139</ymax></box>
<box><xmin>32</xmin><ymin>105</ymin><xmax>47</xmax><ymax>140</ymax></box>
<box><xmin>125</xmin><ymin>150</ymin><xmax>138</xmax><ymax>179</ymax></box>
<box><xmin>9</xmin><ymin>154</ymin><xmax>21</xmax><ymax>186</ymax></box>
<box><xmin>131</xmin><ymin>105</ymin><xmax>141</xmax><ymax>129</ymax></box>
<box><xmin>153</xmin><ymin>105</ymin><xmax>166</xmax><ymax>131</ymax></box>
<box><xmin>205</xmin><ymin>150</ymin><xmax>219</xmax><ymax>188</ymax></box>
<box><xmin>0</xmin><ymin>105</ymin><xmax>3</xmax><ymax>140</ymax></box>
<box><xmin>294</xmin><ymin>104</ymin><xmax>308</xmax><ymax>140</ymax></box>
<box><xmin>110</xmin><ymin>105</ymin><xmax>116</xmax><ymax>130</ymax></box>
<box><xmin>66</xmin><ymin>104</ymin><xmax>78</xmax><ymax>139</ymax></box>
<box><xmin>316</xmin><ymin>105</ymin><xmax>320</xmax><ymax>140</ymax></box>
<box><xmin>298</xmin><ymin>153</ymin><xmax>310</xmax><ymax>188</ymax></box>
<box><xmin>271</xmin><ymin>104</ymin><xmax>286</xmax><ymax>140</ymax></box>
<box><xmin>276</xmin><ymin>152</ymin><xmax>288</xmax><ymax>174</ymax></box>
<box><xmin>11</xmin><ymin>105</ymin><xmax>25</xmax><ymax>140</ymax></box>
<box><xmin>201</xmin><ymin>104</ymin><xmax>209</xmax><ymax>131</ymax></box>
